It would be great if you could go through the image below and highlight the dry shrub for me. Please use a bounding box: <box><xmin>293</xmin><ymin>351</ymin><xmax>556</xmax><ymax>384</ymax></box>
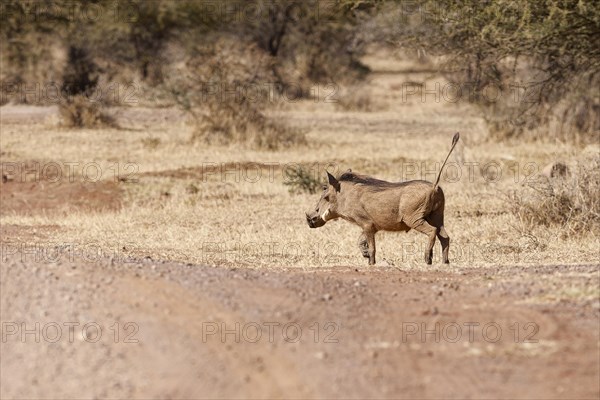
<box><xmin>169</xmin><ymin>38</ymin><xmax>305</xmax><ymax>150</ymax></box>
<box><xmin>56</xmin><ymin>45</ymin><xmax>117</xmax><ymax>128</ymax></box>
<box><xmin>58</xmin><ymin>95</ymin><xmax>115</xmax><ymax>128</ymax></box>
<box><xmin>509</xmin><ymin>157</ymin><xmax>600</xmax><ymax>237</ymax></box>
<box><xmin>188</xmin><ymin>87</ymin><xmax>304</xmax><ymax>150</ymax></box>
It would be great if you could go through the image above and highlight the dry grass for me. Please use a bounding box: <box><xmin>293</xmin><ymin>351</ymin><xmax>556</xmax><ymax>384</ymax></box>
<box><xmin>1</xmin><ymin>56</ymin><xmax>599</xmax><ymax>270</ymax></box>
<box><xmin>509</xmin><ymin>157</ymin><xmax>600</xmax><ymax>238</ymax></box>
<box><xmin>58</xmin><ymin>95</ymin><xmax>116</xmax><ymax>128</ymax></box>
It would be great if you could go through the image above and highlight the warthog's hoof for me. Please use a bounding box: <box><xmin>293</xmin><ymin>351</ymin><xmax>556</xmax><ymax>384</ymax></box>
<box><xmin>425</xmin><ymin>251</ymin><xmax>433</xmax><ymax>265</ymax></box>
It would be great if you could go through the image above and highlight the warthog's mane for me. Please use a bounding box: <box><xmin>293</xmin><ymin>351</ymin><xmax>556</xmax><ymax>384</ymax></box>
<box><xmin>338</xmin><ymin>171</ymin><xmax>415</xmax><ymax>191</ymax></box>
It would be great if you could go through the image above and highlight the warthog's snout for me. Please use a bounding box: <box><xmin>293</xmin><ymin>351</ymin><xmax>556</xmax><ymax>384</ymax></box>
<box><xmin>306</xmin><ymin>212</ymin><xmax>326</xmax><ymax>229</ymax></box>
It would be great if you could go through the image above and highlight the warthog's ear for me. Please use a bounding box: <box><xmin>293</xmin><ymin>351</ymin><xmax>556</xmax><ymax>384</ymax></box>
<box><xmin>327</xmin><ymin>171</ymin><xmax>340</xmax><ymax>192</ymax></box>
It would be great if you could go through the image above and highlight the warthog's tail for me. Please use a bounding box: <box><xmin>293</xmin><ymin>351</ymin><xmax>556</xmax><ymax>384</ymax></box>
<box><xmin>433</xmin><ymin>132</ymin><xmax>460</xmax><ymax>190</ymax></box>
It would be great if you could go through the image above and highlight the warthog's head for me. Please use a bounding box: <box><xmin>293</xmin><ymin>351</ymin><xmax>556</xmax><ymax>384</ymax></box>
<box><xmin>306</xmin><ymin>172</ymin><xmax>341</xmax><ymax>228</ymax></box>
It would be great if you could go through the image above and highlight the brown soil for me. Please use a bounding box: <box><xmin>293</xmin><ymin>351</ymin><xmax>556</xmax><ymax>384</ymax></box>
<box><xmin>0</xmin><ymin>164</ymin><xmax>121</xmax><ymax>216</ymax></box>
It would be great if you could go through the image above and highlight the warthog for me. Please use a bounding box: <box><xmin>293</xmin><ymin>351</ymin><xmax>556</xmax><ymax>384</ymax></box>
<box><xmin>306</xmin><ymin>132</ymin><xmax>460</xmax><ymax>265</ymax></box>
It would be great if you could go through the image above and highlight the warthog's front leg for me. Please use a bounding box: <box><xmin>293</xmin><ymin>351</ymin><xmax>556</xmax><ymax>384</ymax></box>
<box><xmin>358</xmin><ymin>230</ymin><xmax>376</xmax><ymax>265</ymax></box>
<box><xmin>358</xmin><ymin>233</ymin><xmax>369</xmax><ymax>259</ymax></box>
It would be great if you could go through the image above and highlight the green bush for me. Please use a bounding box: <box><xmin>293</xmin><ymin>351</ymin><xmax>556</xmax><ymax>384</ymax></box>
<box><xmin>284</xmin><ymin>166</ymin><xmax>323</xmax><ymax>194</ymax></box>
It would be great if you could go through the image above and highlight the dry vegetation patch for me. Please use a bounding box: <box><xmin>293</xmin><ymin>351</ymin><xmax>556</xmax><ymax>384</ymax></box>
<box><xmin>509</xmin><ymin>156</ymin><xmax>600</xmax><ymax>237</ymax></box>
<box><xmin>58</xmin><ymin>95</ymin><xmax>116</xmax><ymax>128</ymax></box>
<box><xmin>168</xmin><ymin>38</ymin><xmax>306</xmax><ymax>150</ymax></box>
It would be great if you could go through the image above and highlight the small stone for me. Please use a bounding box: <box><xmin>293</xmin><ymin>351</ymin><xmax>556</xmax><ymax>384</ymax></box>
<box><xmin>379</xmin><ymin>258</ymin><xmax>395</xmax><ymax>267</ymax></box>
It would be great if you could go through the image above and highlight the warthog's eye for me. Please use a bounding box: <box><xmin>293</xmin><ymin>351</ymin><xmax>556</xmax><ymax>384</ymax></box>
<box><xmin>322</xmin><ymin>185</ymin><xmax>327</xmax><ymax>192</ymax></box>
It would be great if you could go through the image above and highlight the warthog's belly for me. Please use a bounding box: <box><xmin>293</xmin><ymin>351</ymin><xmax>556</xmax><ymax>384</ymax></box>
<box><xmin>375</xmin><ymin>220</ymin><xmax>411</xmax><ymax>232</ymax></box>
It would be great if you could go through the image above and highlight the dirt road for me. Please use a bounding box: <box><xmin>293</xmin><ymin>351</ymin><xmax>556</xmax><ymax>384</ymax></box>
<box><xmin>1</xmin><ymin>247</ymin><xmax>598</xmax><ymax>399</ymax></box>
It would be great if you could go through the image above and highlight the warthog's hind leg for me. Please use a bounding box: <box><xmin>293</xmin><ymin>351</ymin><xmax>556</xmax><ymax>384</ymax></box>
<box><xmin>410</xmin><ymin>219</ymin><xmax>437</xmax><ymax>265</ymax></box>
<box><xmin>426</xmin><ymin>210</ymin><xmax>450</xmax><ymax>264</ymax></box>
<box><xmin>437</xmin><ymin>226</ymin><xmax>450</xmax><ymax>264</ymax></box>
